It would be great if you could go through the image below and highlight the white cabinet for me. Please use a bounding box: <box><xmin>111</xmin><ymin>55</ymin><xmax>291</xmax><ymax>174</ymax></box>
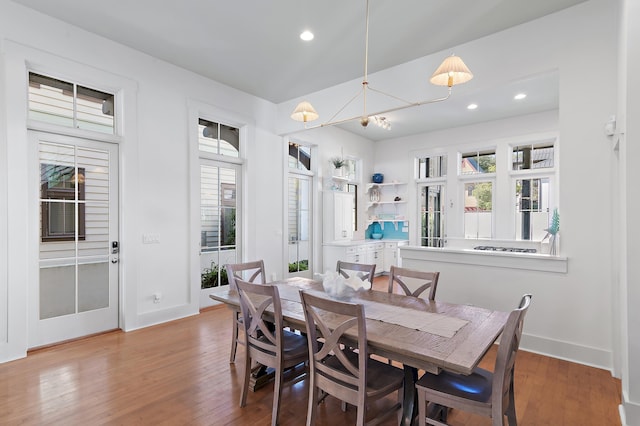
<box><xmin>366</xmin><ymin>183</ymin><xmax>408</xmax><ymax>228</ymax></box>
<box><xmin>323</xmin><ymin>191</ymin><xmax>354</xmax><ymax>242</ymax></box>
<box><xmin>323</xmin><ymin>241</ymin><xmax>399</xmax><ymax>275</ymax></box>
<box><xmin>383</xmin><ymin>240</ymin><xmax>408</xmax><ymax>272</ymax></box>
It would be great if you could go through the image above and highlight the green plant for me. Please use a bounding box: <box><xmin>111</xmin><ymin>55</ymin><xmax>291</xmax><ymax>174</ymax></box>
<box><xmin>330</xmin><ymin>157</ymin><xmax>346</xmax><ymax>169</ymax></box>
<box><xmin>201</xmin><ymin>261</ymin><xmax>229</xmax><ymax>289</ymax></box>
<box><xmin>288</xmin><ymin>259</ymin><xmax>309</xmax><ymax>273</ymax></box>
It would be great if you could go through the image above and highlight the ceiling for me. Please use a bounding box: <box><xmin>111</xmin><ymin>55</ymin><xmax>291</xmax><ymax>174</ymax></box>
<box><xmin>13</xmin><ymin>0</ymin><xmax>586</xmax><ymax>139</ymax></box>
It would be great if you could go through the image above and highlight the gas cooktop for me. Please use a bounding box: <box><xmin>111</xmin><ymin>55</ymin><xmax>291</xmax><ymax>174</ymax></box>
<box><xmin>473</xmin><ymin>246</ymin><xmax>537</xmax><ymax>253</ymax></box>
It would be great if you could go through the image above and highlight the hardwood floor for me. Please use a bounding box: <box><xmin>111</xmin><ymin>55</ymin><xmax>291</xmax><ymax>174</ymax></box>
<box><xmin>0</xmin><ymin>283</ymin><xmax>621</xmax><ymax>425</ymax></box>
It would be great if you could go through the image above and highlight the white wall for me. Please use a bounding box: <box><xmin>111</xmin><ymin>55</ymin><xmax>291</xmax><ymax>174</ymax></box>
<box><xmin>0</xmin><ymin>0</ymin><xmax>377</xmax><ymax>362</ymax></box>
<box><xmin>375</xmin><ymin>0</ymin><xmax>618</xmax><ymax>372</ymax></box>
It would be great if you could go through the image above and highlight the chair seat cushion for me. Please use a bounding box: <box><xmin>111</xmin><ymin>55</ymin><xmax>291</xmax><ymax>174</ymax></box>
<box><xmin>255</xmin><ymin>329</ymin><xmax>308</xmax><ymax>358</ymax></box>
<box><xmin>324</xmin><ymin>349</ymin><xmax>404</xmax><ymax>393</ymax></box>
<box><xmin>416</xmin><ymin>367</ymin><xmax>493</xmax><ymax>403</ymax></box>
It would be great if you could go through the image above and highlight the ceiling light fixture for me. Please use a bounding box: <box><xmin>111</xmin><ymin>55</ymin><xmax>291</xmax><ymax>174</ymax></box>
<box><xmin>290</xmin><ymin>0</ymin><xmax>473</xmax><ymax>130</ymax></box>
<box><xmin>372</xmin><ymin>116</ymin><xmax>391</xmax><ymax>130</ymax></box>
<box><xmin>467</xmin><ymin>103</ymin><xmax>478</xmax><ymax>110</ymax></box>
<box><xmin>300</xmin><ymin>30</ymin><xmax>314</xmax><ymax>41</ymax></box>
<box><xmin>514</xmin><ymin>93</ymin><xmax>527</xmax><ymax>100</ymax></box>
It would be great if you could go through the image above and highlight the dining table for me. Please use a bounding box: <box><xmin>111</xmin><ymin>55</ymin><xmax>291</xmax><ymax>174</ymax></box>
<box><xmin>209</xmin><ymin>277</ymin><xmax>510</xmax><ymax>426</ymax></box>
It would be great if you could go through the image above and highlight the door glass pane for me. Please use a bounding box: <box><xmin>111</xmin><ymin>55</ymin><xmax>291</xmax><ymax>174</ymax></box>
<box><xmin>420</xmin><ymin>185</ymin><xmax>445</xmax><ymax>247</ymax></box>
<box><xmin>288</xmin><ymin>176</ymin><xmax>310</xmax><ymax>273</ymax></box>
<box><xmin>201</xmin><ymin>164</ymin><xmax>237</xmax><ymax>287</ymax></box>
<box><xmin>39</xmin><ymin>266</ymin><xmax>75</xmax><ymax>319</ymax></box>
<box><xmin>39</xmin><ymin>142</ymin><xmax>111</xmax><ymax>319</ymax></box>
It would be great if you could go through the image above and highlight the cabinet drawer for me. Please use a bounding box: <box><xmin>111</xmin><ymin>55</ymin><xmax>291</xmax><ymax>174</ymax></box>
<box><xmin>357</xmin><ymin>245</ymin><xmax>368</xmax><ymax>254</ymax></box>
<box><xmin>385</xmin><ymin>242</ymin><xmax>398</xmax><ymax>249</ymax></box>
<box><xmin>345</xmin><ymin>246</ymin><xmax>357</xmax><ymax>255</ymax></box>
<box><xmin>374</xmin><ymin>243</ymin><xmax>384</xmax><ymax>250</ymax></box>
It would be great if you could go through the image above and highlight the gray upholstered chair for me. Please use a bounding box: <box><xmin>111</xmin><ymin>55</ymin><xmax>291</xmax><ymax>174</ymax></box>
<box><xmin>300</xmin><ymin>290</ymin><xmax>404</xmax><ymax>426</ymax></box>
<box><xmin>236</xmin><ymin>279</ymin><xmax>308</xmax><ymax>426</ymax></box>
<box><xmin>415</xmin><ymin>294</ymin><xmax>532</xmax><ymax>426</ymax></box>
<box><xmin>225</xmin><ymin>260</ymin><xmax>266</xmax><ymax>363</ymax></box>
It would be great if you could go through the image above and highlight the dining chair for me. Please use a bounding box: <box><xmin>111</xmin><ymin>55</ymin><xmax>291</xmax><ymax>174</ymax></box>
<box><xmin>236</xmin><ymin>279</ymin><xmax>308</xmax><ymax>426</ymax></box>
<box><xmin>300</xmin><ymin>290</ymin><xmax>404</xmax><ymax>426</ymax></box>
<box><xmin>336</xmin><ymin>261</ymin><xmax>376</xmax><ymax>284</ymax></box>
<box><xmin>415</xmin><ymin>293</ymin><xmax>533</xmax><ymax>426</ymax></box>
<box><xmin>388</xmin><ymin>266</ymin><xmax>440</xmax><ymax>300</ymax></box>
<box><xmin>225</xmin><ymin>260</ymin><xmax>266</xmax><ymax>363</ymax></box>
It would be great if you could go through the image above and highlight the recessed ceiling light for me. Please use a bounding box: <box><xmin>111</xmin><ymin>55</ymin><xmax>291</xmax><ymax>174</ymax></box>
<box><xmin>514</xmin><ymin>93</ymin><xmax>527</xmax><ymax>100</ymax></box>
<box><xmin>300</xmin><ymin>30</ymin><xmax>314</xmax><ymax>41</ymax></box>
<box><xmin>467</xmin><ymin>103</ymin><xmax>478</xmax><ymax>110</ymax></box>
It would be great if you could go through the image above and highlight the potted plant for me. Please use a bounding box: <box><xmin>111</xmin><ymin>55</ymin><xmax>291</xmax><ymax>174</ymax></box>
<box><xmin>330</xmin><ymin>157</ymin><xmax>346</xmax><ymax>176</ymax></box>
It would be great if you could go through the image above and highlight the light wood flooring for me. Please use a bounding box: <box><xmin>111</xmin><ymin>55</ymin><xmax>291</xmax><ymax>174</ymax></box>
<box><xmin>0</xmin><ymin>280</ymin><xmax>621</xmax><ymax>425</ymax></box>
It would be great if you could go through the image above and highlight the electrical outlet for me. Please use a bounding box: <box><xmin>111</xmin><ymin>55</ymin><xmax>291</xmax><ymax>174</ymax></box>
<box><xmin>143</xmin><ymin>233</ymin><xmax>160</xmax><ymax>244</ymax></box>
<box><xmin>153</xmin><ymin>292</ymin><xmax>162</xmax><ymax>303</ymax></box>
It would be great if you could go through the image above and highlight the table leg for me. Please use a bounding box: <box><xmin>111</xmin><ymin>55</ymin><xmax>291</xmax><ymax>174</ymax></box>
<box><xmin>401</xmin><ymin>365</ymin><xmax>419</xmax><ymax>426</ymax></box>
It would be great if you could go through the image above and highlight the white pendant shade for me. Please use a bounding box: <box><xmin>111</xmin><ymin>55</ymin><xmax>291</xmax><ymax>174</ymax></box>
<box><xmin>430</xmin><ymin>55</ymin><xmax>474</xmax><ymax>87</ymax></box>
<box><xmin>290</xmin><ymin>101</ymin><xmax>319</xmax><ymax>123</ymax></box>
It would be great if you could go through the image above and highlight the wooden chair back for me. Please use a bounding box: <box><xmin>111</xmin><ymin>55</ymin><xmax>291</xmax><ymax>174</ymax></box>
<box><xmin>388</xmin><ymin>266</ymin><xmax>440</xmax><ymax>300</ymax></box>
<box><xmin>492</xmin><ymin>293</ymin><xmax>532</xmax><ymax>416</ymax></box>
<box><xmin>300</xmin><ymin>291</ymin><xmax>369</xmax><ymax>410</ymax></box>
<box><xmin>336</xmin><ymin>261</ymin><xmax>376</xmax><ymax>284</ymax></box>
<box><xmin>236</xmin><ymin>279</ymin><xmax>284</xmax><ymax>364</ymax></box>
<box><xmin>224</xmin><ymin>260</ymin><xmax>266</xmax><ymax>363</ymax></box>
<box><xmin>225</xmin><ymin>260</ymin><xmax>266</xmax><ymax>290</ymax></box>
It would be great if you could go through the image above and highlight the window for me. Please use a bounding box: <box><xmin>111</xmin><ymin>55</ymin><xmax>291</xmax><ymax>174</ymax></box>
<box><xmin>420</xmin><ymin>184</ymin><xmax>445</xmax><ymax>247</ymax></box>
<box><xmin>415</xmin><ymin>137</ymin><xmax>557</xmax><ymax>247</ymax></box>
<box><xmin>199</xmin><ymin>119</ymin><xmax>240</xmax><ymax>158</ymax></box>
<box><xmin>461</xmin><ymin>150</ymin><xmax>496</xmax><ymax>175</ymax></box>
<box><xmin>418</xmin><ymin>155</ymin><xmax>447</xmax><ymax>178</ymax></box>
<box><xmin>512</xmin><ymin>141</ymin><xmax>555</xmax><ymax>240</ymax></box>
<box><xmin>464</xmin><ymin>181</ymin><xmax>493</xmax><ymax>239</ymax></box>
<box><xmin>516</xmin><ymin>178</ymin><xmax>550</xmax><ymax>240</ymax></box>
<box><xmin>40</xmin><ymin>164</ymin><xmax>85</xmax><ymax>242</ymax></box>
<box><xmin>343</xmin><ymin>158</ymin><xmax>358</xmax><ymax>181</ymax></box>
<box><xmin>288</xmin><ymin>142</ymin><xmax>311</xmax><ymax>170</ymax></box>
<box><xmin>28</xmin><ymin>72</ymin><xmax>115</xmax><ymax>134</ymax></box>
<box><xmin>512</xmin><ymin>143</ymin><xmax>554</xmax><ymax>170</ymax></box>
<box><xmin>347</xmin><ymin>183</ymin><xmax>358</xmax><ymax>231</ymax></box>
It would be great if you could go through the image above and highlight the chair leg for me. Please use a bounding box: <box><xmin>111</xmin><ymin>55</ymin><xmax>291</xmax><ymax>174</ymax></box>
<box><xmin>417</xmin><ymin>388</ymin><xmax>427</xmax><ymax>426</ymax></box>
<box><xmin>307</xmin><ymin>380</ymin><xmax>319</xmax><ymax>425</ymax></box>
<box><xmin>239</xmin><ymin>351</ymin><xmax>251</xmax><ymax>408</ymax></box>
<box><xmin>230</xmin><ymin>312</ymin><xmax>239</xmax><ymax>363</ymax></box>
<box><xmin>506</xmin><ymin>377</ymin><xmax>517</xmax><ymax>426</ymax></box>
<box><xmin>271</xmin><ymin>366</ymin><xmax>284</xmax><ymax>426</ymax></box>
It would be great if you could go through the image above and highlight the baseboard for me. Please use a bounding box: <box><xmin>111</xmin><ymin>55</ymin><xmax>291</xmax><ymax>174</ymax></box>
<box><xmin>621</xmin><ymin>391</ymin><xmax>640</xmax><ymax>426</ymax></box>
<box><xmin>520</xmin><ymin>332</ymin><xmax>613</xmax><ymax>373</ymax></box>
<box><xmin>127</xmin><ymin>304</ymin><xmax>199</xmax><ymax>331</ymax></box>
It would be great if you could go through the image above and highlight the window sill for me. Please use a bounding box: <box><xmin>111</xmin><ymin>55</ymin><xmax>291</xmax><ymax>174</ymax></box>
<box><xmin>399</xmin><ymin>245</ymin><xmax>567</xmax><ymax>273</ymax></box>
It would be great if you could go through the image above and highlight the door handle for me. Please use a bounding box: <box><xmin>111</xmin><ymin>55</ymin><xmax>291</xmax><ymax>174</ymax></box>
<box><xmin>111</xmin><ymin>258</ymin><xmax>119</xmax><ymax>264</ymax></box>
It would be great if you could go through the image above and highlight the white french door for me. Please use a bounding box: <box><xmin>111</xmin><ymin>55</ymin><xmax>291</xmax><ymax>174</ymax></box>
<box><xmin>29</xmin><ymin>131</ymin><xmax>119</xmax><ymax>348</ymax></box>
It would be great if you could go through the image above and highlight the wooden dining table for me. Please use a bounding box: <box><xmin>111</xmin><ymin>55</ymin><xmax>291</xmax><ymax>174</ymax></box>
<box><xmin>209</xmin><ymin>277</ymin><xmax>510</xmax><ymax>425</ymax></box>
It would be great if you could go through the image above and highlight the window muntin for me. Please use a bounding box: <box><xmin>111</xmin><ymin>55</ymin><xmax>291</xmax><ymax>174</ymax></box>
<box><xmin>420</xmin><ymin>184</ymin><xmax>445</xmax><ymax>247</ymax></box>
<box><xmin>28</xmin><ymin>72</ymin><xmax>115</xmax><ymax>134</ymax></box>
<box><xmin>199</xmin><ymin>119</ymin><xmax>240</xmax><ymax>157</ymax></box>
<box><xmin>464</xmin><ymin>181</ymin><xmax>493</xmax><ymax>239</ymax></box>
<box><xmin>516</xmin><ymin>178</ymin><xmax>550</xmax><ymax>240</ymax></box>
<box><xmin>512</xmin><ymin>143</ymin><xmax>554</xmax><ymax>170</ymax></box>
<box><xmin>461</xmin><ymin>150</ymin><xmax>496</xmax><ymax>175</ymax></box>
<box><xmin>418</xmin><ymin>155</ymin><xmax>447</xmax><ymax>178</ymax></box>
